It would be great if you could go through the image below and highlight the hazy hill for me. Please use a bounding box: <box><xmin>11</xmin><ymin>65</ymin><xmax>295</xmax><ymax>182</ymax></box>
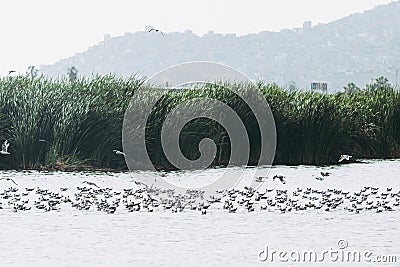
<box><xmin>40</xmin><ymin>1</ymin><xmax>400</xmax><ymax>91</ymax></box>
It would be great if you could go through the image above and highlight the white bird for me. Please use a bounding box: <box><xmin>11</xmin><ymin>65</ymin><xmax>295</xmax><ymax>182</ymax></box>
<box><xmin>113</xmin><ymin>149</ymin><xmax>126</xmax><ymax>156</ymax></box>
<box><xmin>0</xmin><ymin>177</ymin><xmax>18</xmax><ymax>185</ymax></box>
<box><xmin>1</xmin><ymin>140</ymin><xmax>10</xmax><ymax>155</ymax></box>
<box><xmin>338</xmin><ymin>155</ymin><xmax>352</xmax><ymax>163</ymax></box>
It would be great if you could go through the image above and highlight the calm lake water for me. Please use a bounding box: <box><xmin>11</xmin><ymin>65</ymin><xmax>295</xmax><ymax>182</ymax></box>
<box><xmin>0</xmin><ymin>160</ymin><xmax>399</xmax><ymax>266</ymax></box>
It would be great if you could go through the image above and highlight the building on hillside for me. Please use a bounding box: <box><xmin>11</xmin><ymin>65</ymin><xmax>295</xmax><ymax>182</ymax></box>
<box><xmin>311</xmin><ymin>82</ymin><xmax>328</xmax><ymax>93</ymax></box>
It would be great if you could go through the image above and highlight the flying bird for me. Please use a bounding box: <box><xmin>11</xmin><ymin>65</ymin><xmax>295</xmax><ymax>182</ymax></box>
<box><xmin>8</xmin><ymin>70</ymin><xmax>16</xmax><ymax>75</ymax></box>
<box><xmin>1</xmin><ymin>140</ymin><xmax>10</xmax><ymax>155</ymax></box>
<box><xmin>0</xmin><ymin>177</ymin><xmax>18</xmax><ymax>185</ymax></box>
<box><xmin>338</xmin><ymin>155</ymin><xmax>352</xmax><ymax>163</ymax></box>
<box><xmin>273</xmin><ymin>175</ymin><xmax>286</xmax><ymax>184</ymax></box>
<box><xmin>82</xmin><ymin>181</ymin><xmax>100</xmax><ymax>188</ymax></box>
<box><xmin>134</xmin><ymin>180</ymin><xmax>149</xmax><ymax>188</ymax></box>
<box><xmin>147</xmin><ymin>27</ymin><xmax>164</xmax><ymax>36</ymax></box>
<box><xmin>113</xmin><ymin>149</ymin><xmax>126</xmax><ymax>156</ymax></box>
<box><xmin>321</xmin><ymin>172</ymin><xmax>331</xmax><ymax>177</ymax></box>
<box><xmin>255</xmin><ymin>176</ymin><xmax>267</xmax><ymax>182</ymax></box>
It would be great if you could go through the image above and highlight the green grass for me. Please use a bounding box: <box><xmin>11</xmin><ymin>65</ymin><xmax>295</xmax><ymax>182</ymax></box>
<box><xmin>0</xmin><ymin>74</ymin><xmax>399</xmax><ymax>170</ymax></box>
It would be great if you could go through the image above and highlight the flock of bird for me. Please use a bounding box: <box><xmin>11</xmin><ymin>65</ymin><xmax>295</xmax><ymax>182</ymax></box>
<box><xmin>0</xmin><ymin>173</ymin><xmax>398</xmax><ymax>214</ymax></box>
<box><xmin>3</xmin><ymin>26</ymin><xmax>396</xmax><ymax>215</ymax></box>
<box><xmin>1</xmin><ymin>139</ymin><xmax>398</xmax><ymax>214</ymax></box>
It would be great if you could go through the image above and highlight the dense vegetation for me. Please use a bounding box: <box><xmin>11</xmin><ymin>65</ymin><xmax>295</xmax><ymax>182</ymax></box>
<box><xmin>0</xmin><ymin>75</ymin><xmax>399</xmax><ymax>170</ymax></box>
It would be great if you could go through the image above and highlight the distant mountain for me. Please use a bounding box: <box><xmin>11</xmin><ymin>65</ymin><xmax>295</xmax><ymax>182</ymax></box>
<box><xmin>40</xmin><ymin>1</ymin><xmax>400</xmax><ymax>92</ymax></box>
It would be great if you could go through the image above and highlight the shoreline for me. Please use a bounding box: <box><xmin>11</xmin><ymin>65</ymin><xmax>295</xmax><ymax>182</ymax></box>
<box><xmin>0</xmin><ymin>158</ymin><xmax>387</xmax><ymax>173</ymax></box>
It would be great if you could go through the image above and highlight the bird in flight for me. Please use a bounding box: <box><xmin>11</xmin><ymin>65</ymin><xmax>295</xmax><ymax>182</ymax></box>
<box><xmin>255</xmin><ymin>176</ymin><xmax>267</xmax><ymax>182</ymax></box>
<box><xmin>0</xmin><ymin>177</ymin><xmax>18</xmax><ymax>185</ymax></box>
<box><xmin>273</xmin><ymin>175</ymin><xmax>286</xmax><ymax>184</ymax></box>
<box><xmin>113</xmin><ymin>149</ymin><xmax>126</xmax><ymax>156</ymax></box>
<box><xmin>8</xmin><ymin>70</ymin><xmax>16</xmax><ymax>75</ymax></box>
<box><xmin>82</xmin><ymin>181</ymin><xmax>100</xmax><ymax>188</ymax></box>
<box><xmin>1</xmin><ymin>140</ymin><xmax>10</xmax><ymax>155</ymax></box>
<box><xmin>134</xmin><ymin>180</ymin><xmax>149</xmax><ymax>188</ymax></box>
<box><xmin>338</xmin><ymin>154</ymin><xmax>352</xmax><ymax>163</ymax></box>
<box><xmin>146</xmin><ymin>25</ymin><xmax>164</xmax><ymax>36</ymax></box>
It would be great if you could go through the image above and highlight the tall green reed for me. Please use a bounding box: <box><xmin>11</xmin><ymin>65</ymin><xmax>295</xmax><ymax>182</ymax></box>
<box><xmin>0</xmin><ymin>74</ymin><xmax>399</xmax><ymax>169</ymax></box>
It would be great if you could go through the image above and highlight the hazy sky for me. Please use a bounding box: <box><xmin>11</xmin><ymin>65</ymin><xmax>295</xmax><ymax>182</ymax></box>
<box><xmin>0</xmin><ymin>0</ymin><xmax>395</xmax><ymax>75</ymax></box>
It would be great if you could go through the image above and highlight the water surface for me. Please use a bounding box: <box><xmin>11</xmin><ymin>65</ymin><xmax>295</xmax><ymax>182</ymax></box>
<box><xmin>0</xmin><ymin>160</ymin><xmax>399</xmax><ymax>266</ymax></box>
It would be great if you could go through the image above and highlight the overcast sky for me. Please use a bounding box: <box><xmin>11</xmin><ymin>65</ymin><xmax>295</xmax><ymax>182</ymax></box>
<box><xmin>0</xmin><ymin>0</ymin><xmax>394</xmax><ymax>75</ymax></box>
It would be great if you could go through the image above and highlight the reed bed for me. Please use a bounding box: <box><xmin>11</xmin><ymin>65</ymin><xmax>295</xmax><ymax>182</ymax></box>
<box><xmin>0</xmin><ymin>75</ymin><xmax>399</xmax><ymax>170</ymax></box>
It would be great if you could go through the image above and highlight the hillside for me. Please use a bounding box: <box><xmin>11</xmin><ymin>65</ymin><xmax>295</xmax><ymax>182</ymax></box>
<box><xmin>40</xmin><ymin>1</ymin><xmax>400</xmax><ymax>91</ymax></box>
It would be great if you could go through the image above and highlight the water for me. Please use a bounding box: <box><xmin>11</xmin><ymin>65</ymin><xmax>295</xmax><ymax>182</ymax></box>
<box><xmin>0</xmin><ymin>160</ymin><xmax>399</xmax><ymax>266</ymax></box>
